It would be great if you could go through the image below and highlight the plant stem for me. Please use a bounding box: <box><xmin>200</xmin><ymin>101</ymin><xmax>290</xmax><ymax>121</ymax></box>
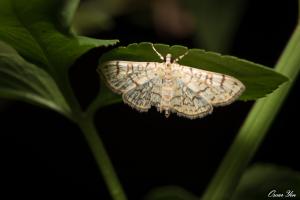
<box><xmin>77</xmin><ymin>116</ymin><xmax>128</xmax><ymax>200</ymax></box>
<box><xmin>201</xmin><ymin>9</ymin><xmax>300</xmax><ymax>200</ymax></box>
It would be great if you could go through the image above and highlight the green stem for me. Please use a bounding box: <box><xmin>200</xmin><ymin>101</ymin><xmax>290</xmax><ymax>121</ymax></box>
<box><xmin>55</xmin><ymin>47</ymin><xmax>127</xmax><ymax>199</ymax></box>
<box><xmin>77</xmin><ymin>116</ymin><xmax>128</xmax><ymax>200</ymax></box>
<box><xmin>201</xmin><ymin>9</ymin><xmax>300</xmax><ymax>200</ymax></box>
<box><xmin>58</xmin><ymin>49</ymin><xmax>127</xmax><ymax>199</ymax></box>
<box><xmin>62</xmin><ymin>72</ymin><xmax>127</xmax><ymax>200</ymax></box>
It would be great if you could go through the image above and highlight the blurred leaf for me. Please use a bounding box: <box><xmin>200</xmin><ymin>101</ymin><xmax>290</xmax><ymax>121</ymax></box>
<box><xmin>73</xmin><ymin>9</ymin><xmax>114</xmax><ymax>35</ymax></box>
<box><xmin>231</xmin><ymin>164</ymin><xmax>300</xmax><ymax>200</ymax></box>
<box><xmin>183</xmin><ymin>0</ymin><xmax>248</xmax><ymax>52</ymax></box>
<box><xmin>144</xmin><ymin>186</ymin><xmax>198</xmax><ymax>200</ymax></box>
<box><xmin>73</xmin><ymin>0</ymin><xmax>114</xmax><ymax>34</ymax></box>
<box><xmin>73</xmin><ymin>0</ymin><xmax>128</xmax><ymax>35</ymax></box>
<box><xmin>0</xmin><ymin>0</ymin><xmax>118</xmax><ymax>117</ymax></box>
<box><xmin>91</xmin><ymin>42</ymin><xmax>287</xmax><ymax>112</ymax></box>
<box><xmin>58</xmin><ymin>0</ymin><xmax>80</xmax><ymax>33</ymax></box>
<box><xmin>0</xmin><ymin>41</ymin><xmax>71</xmax><ymax>117</ymax></box>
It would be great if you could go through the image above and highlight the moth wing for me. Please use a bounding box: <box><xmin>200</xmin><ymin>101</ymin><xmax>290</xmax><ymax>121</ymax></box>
<box><xmin>170</xmin><ymin>80</ymin><xmax>213</xmax><ymax>119</ymax></box>
<box><xmin>123</xmin><ymin>78</ymin><xmax>163</xmax><ymax>112</ymax></box>
<box><xmin>100</xmin><ymin>61</ymin><xmax>157</xmax><ymax>94</ymax></box>
<box><xmin>173</xmin><ymin>64</ymin><xmax>245</xmax><ymax>106</ymax></box>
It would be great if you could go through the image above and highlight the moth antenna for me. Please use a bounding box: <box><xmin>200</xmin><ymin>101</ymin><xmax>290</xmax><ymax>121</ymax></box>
<box><xmin>173</xmin><ymin>50</ymin><xmax>189</xmax><ymax>63</ymax></box>
<box><xmin>151</xmin><ymin>44</ymin><xmax>164</xmax><ymax>61</ymax></box>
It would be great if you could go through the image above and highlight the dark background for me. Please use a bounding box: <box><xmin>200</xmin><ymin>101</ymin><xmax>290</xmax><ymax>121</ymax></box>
<box><xmin>0</xmin><ymin>0</ymin><xmax>299</xmax><ymax>199</ymax></box>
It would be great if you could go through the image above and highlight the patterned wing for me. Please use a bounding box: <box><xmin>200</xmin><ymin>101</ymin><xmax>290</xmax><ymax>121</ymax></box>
<box><xmin>123</xmin><ymin>78</ymin><xmax>162</xmax><ymax>112</ymax></box>
<box><xmin>172</xmin><ymin>64</ymin><xmax>245</xmax><ymax>106</ymax></box>
<box><xmin>170</xmin><ymin>80</ymin><xmax>213</xmax><ymax>119</ymax></box>
<box><xmin>100</xmin><ymin>61</ymin><xmax>157</xmax><ymax>94</ymax></box>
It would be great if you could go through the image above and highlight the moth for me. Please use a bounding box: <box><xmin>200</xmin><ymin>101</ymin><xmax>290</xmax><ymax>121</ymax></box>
<box><xmin>99</xmin><ymin>44</ymin><xmax>245</xmax><ymax>119</ymax></box>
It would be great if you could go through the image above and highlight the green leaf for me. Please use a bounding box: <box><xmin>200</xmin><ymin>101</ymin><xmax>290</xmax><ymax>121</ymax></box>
<box><xmin>0</xmin><ymin>0</ymin><xmax>118</xmax><ymax>76</ymax></box>
<box><xmin>0</xmin><ymin>0</ymin><xmax>118</xmax><ymax>117</ymax></box>
<box><xmin>231</xmin><ymin>164</ymin><xmax>300</xmax><ymax>200</ymax></box>
<box><xmin>92</xmin><ymin>42</ymin><xmax>288</xmax><ymax>112</ymax></box>
<box><xmin>0</xmin><ymin>40</ymin><xmax>71</xmax><ymax>117</ymax></box>
<box><xmin>144</xmin><ymin>186</ymin><xmax>198</xmax><ymax>200</ymax></box>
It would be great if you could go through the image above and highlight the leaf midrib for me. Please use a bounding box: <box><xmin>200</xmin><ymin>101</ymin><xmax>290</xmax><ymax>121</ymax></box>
<box><xmin>11</xmin><ymin>0</ymin><xmax>55</xmax><ymax>73</ymax></box>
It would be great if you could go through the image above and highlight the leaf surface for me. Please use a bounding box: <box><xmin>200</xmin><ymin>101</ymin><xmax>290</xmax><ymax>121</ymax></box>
<box><xmin>0</xmin><ymin>41</ymin><xmax>71</xmax><ymax>117</ymax></box>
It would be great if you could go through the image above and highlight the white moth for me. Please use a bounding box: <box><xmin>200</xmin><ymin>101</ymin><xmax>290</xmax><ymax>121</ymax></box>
<box><xmin>100</xmin><ymin>44</ymin><xmax>245</xmax><ymax>119</ymax></box>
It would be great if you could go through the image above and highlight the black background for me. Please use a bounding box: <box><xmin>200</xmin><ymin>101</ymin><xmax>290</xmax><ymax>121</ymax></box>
<box><xmin>1</xmin><ymin>0</ymin><xmax>299</xmax><ymax>199</ymax></box>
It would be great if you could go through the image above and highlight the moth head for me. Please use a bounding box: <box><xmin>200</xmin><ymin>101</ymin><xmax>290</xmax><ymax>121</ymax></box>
<box><xmin>166</xmin><ymin>53</ymin><xmax>172</xmax><ymax>64</ymax></box>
